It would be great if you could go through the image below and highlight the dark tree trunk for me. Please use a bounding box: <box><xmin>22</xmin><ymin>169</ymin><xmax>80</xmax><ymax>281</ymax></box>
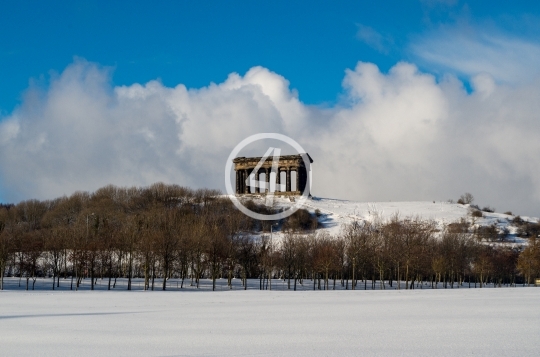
<box><xmin>127</xmin><ymin>253</ymin><xmax>133</xmax><ymax>291</ymax></box>
<box><xmin>90</xmin><ymin>260</ymin><xmax>95</xmax><ymax>291</ymax></box>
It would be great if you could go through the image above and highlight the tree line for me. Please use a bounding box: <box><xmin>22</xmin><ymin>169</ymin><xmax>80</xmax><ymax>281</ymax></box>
<box><xmin>0</xmin><ymin>183</ymin><xmax>539</xmax><ymax>291</ymax></box>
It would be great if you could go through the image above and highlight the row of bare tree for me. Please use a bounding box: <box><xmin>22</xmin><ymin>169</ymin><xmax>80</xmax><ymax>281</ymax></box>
<box><xmin>280</xmin><ymin>219</ymin><xmax>539</xmax><ymax>291</ymax></box>
<box><xmin>1</xmin><ymin>183</ymin><xmax>539</xmax><ymax>291</ymax></box>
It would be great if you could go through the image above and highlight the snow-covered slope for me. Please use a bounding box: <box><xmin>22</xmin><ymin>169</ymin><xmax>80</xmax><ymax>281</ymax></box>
<box><xmin>240</xmin><ymin>196</ymin><xmax>538</xmax><ymax>244</ymax></box>
<box><xmin>303</xmin><ymin>198</ymin><xmax>469</xmax><ymax>234</ymax></box>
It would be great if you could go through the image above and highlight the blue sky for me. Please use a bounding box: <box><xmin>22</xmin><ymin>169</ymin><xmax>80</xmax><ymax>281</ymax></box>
<box><xmin>1</xmin><ymin>1</ymin><xmax>540</xmax><ymax>215</ymax></box>
<box><xmin>2</xmin><ymin>0</ymin><xmax>537</xmax><ymax>112</ymax></box>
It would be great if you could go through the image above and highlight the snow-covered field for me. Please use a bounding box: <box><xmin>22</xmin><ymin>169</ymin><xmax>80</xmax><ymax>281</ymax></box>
<box><xmin>1</xmin><ymin>287</ymin><xmax>539</xmax><ymax>356</ymax></box>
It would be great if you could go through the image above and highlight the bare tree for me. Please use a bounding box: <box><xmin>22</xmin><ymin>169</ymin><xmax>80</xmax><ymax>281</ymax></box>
<box><xmin>517</xmin><ymin>237</ymin><xmax>540</xmax><ymax>286</ymax></box>
<box><xmin>236</xmin><ymin>234</ymin><xmax>257</xmax><ymax>290</ymax></box>
<box><xmin>281</xmin><ymin>231</ymin><xmax>297</xmax><ymax>289</ymax></box>
<box><xmin>312</xmin><ymin>231</ymin><xmax>338</xmax><ymax>290</ymax></box>
<box><xmin>0</xmin><ymin>207</ymin><xmax>15</xmax><ymax>290</ymax></box>
<box><xmin>43</xmin><ymin>227</ymin><xmax>66</xmax><ymax>290</ymax></box>
<box><xmin>122</xmin><ymin>214</ymin><xmax>142</xmax><ymax>291</ymax></box>
<box><xmin>458</xmin><ymin>193</ymin><xmax>474</xmax><ymax>205</ymax></box>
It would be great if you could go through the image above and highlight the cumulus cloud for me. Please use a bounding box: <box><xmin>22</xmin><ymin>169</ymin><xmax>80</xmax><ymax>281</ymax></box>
<box><xmin>1</xmin><ymin>57</ymin><xmax>540</xmax><ymax>216</ymax></box>
<box><xmin>0</xmin><ymin>60</ymin><xmax>313</xmax><ymax>201</ymax></box>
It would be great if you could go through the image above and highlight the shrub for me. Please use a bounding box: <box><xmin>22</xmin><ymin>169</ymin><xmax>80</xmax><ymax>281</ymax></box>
<box><xmin>458</xmin><ymin>193</ymin><xmax>474</xmax><ymax>205</ymax></box>
<box><xmin>476</xmin><ymin>224</ymin><xmax>498</xmax><ymax>242</ymax></box>
<box><xmin>244</xmin><ymin>199</ymin><xmax>277</xmax><ymax>216</ymax></box>
<box><xmin>447</xmin><ymin>220</ymin><xmax>470</xmax><ymax>233</ymax></box>
<box><xmin>499</xmin><ymin>226</ymin><xmax>510</xmax><ymax>241</ymax></box>
<box><xmin>470</xmin><ymin>209</ymin><xmax>483</xmax><ymax>218</ymax></box>
<box><xmin>283</xmin><ymin>208</ymin><xmax>318</xmax><ymax>231</ymax></box>
<box><xmin>482</xmin><ymin>206</ymin><xmax>495</xmax><ymax>213</ymax></box>
<box><xmin>517</xmin><ymin>222</ymin><xmax>540</xmax><ymax>238</ymax></box>
<box><xmin>243</xmin><ymin>200</ymin><xmax>280</xmax><ymax>231</ymax></box>
<box><xmin>504</xmin><ymin>211</ymin><xmax>513</xmax><ymax>216</ymax></box>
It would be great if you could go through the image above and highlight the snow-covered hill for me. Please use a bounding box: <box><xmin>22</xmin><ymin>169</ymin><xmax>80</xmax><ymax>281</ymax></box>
<box><xmin>240</xmin><ymin>196</ymin><xmax>539</xmax><ymax>245</ymax></box>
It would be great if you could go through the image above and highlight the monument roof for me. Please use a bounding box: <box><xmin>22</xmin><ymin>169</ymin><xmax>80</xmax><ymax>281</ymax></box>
<box><xmin>233</xmin><ymin>153</ymin><xmax>313</xmax><ymax>164</ymax></box>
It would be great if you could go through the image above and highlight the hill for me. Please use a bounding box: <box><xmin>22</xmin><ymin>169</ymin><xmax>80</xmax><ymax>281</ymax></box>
<box><xmin>243</xmin><ymin>196</ymin><xmax>539</xmax><ymax>246</ymax></box>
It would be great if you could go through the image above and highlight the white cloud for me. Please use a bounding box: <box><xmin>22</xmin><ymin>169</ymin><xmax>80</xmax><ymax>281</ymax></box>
<box><xmin>411</xmin><ymin>25</ymin><xmax>540</xmax><ymax>84</ymax></box>
<box><xmin>1</xmin><ymin>58</ymin><xmax>540</xmax><ymax>216</ymax></box>
<box><xmin>356</xmin><ymin>24</ymin><xmax>393</xmax><ymax>54</ymax></box>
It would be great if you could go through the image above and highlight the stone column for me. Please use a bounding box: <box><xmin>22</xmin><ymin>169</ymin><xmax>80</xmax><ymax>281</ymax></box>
<box><xmin>286</xmin><ymin>168</ymin><xmax>291</xmax><ymax>192</ymax></box>
<box><xmin>265</xmin><ymin>167</ymin><xmax>270</xmax><ymax>193</ymax></box>
<box><xmin>240</xmin><ymin>170</ymin><xmax>243</xmax><ymax>194</ymax></box>
<box><xmin>239</xmin><ymin>170</ymin><xmax>243</xmax><ymax>194</ymax></box>
<box><xmin>254</xmin><ymin>169</ymin><xmax>260</xmax><ymax>193</ymax></box>
<box><xmin>296</xmin><ymin>168</ymin><xmax>301</xmax><ymax>194</ymax></box>
<box><xmin>295</xmin><ymin>167</ymin><xmax>300</xmax><ymax>193</ymax></box>
<box><xmin>235</xmin><ymin>170</ymin><xmax>239</xmax><ymax>194</ymax></box>
<box><xmin>242</xmin><ymin>169</ymin><xmax>247</xmax><ymax>194</ymax></box>
<box><xmin>238</xmin><ymin>170</ymin><xmax>242</xmax><ymax>194</ymax></box>
<box><xmin>242</xmin><ymin>170</ymin><xmax>246</xmax><ymax>194</ymax></box>
<box><xmin>299</xmin><ymin>166</ymin><xmax>307</xmax><ymax>193</ymax></box>
<box><xmin>245</xmin><ymin>169</ymin><xmax>250</xmax><ymax>194</ymax></box>
<box><xmin>276</xmin><ymin>168</ymin><xmax>281</xmax><ymax>192</ymax></box>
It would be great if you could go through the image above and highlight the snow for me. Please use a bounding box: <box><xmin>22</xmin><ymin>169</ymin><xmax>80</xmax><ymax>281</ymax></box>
<box><xmin>241</xmin><ymin>196</ymin><xmax>537</xmax><ymax>244</ymax></box>
<box><xmin>1</xmin><ymin>287</ymin><xmax>539</xmax><ymax>356</ymax></box>
<box><xmin>303</xmin><ymin>198</ymin><xmax>471</xmax><ymax>233</ymax></box>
